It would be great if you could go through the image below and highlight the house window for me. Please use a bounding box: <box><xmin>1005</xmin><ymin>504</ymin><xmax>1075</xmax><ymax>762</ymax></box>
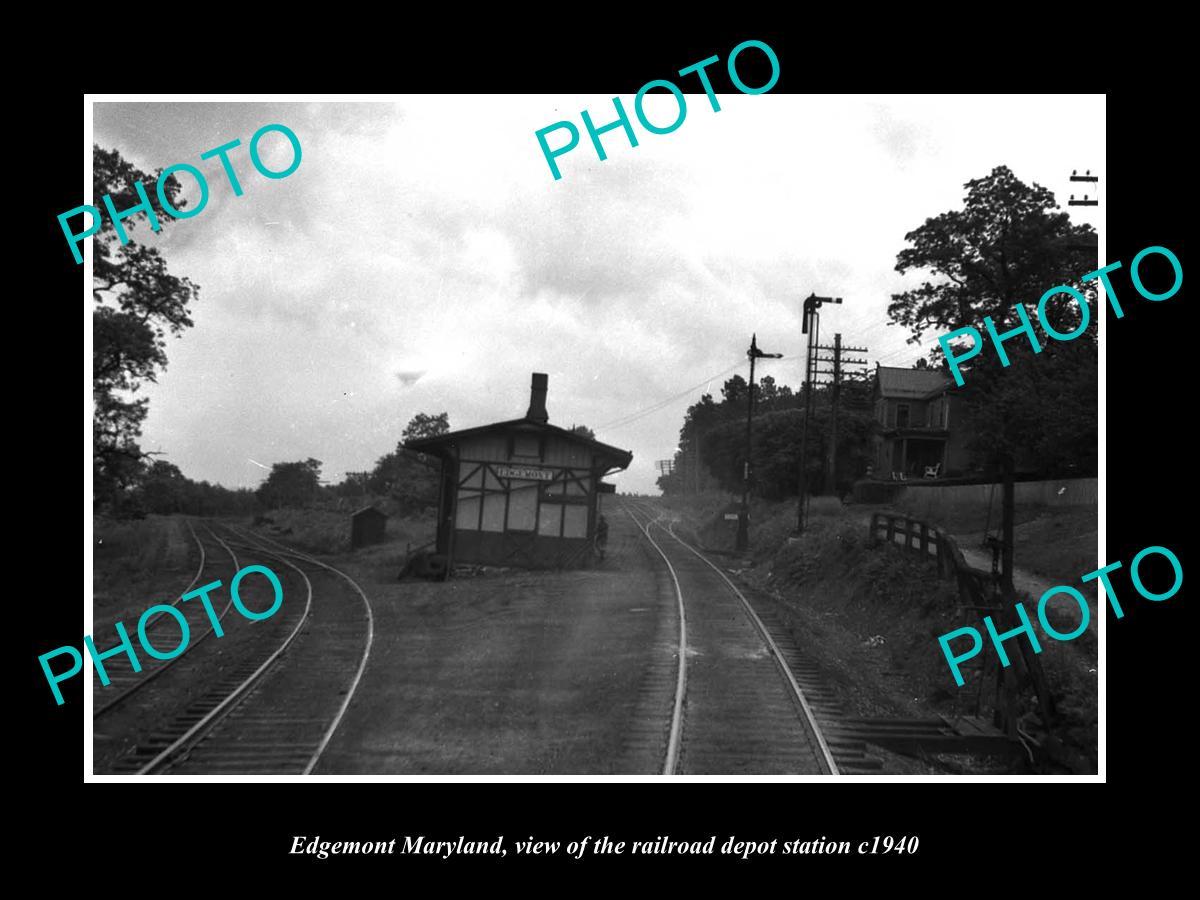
<box><xmin>896</xmin><ymin>404</ymin><xmax>910</xmax><ymax>428</ymax></box>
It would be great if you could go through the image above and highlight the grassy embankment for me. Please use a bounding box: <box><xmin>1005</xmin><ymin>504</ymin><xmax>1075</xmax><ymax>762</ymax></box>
<box><xmin>249</xmin><ymin>505</ymin><xmax>435</xmax><ymax>557</ymax></box>
<box><xmin>909</xmin><ymin>496</ymin><xmax>1098</xmax><ymax>590</ymax></box>
<box><xmin>92</xmin><ymin>515</ymin><xmax>195</xmax><ymax>630</ymax></box>
<box><xmin>92</xmin><ymin>506</ymin><xmax>437</xmax><ymax>625</ymax></box>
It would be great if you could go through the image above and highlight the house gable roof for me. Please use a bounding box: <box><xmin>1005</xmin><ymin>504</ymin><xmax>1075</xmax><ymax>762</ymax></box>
<box><xmin>875</xmin><ymin>365</ymin><xmax>951</xmax><ymax>400</ymax></box>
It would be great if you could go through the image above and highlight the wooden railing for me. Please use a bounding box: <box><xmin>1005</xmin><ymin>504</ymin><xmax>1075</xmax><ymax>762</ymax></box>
<box><xmin>868</xmin><ymin>511</ymin><xmax>989</xmax><ymax>592</ymax></box>
<box><xmin>867</xmin><ymin>510</ymin><xmax>1059</xmax><ymax>756</ymax></box>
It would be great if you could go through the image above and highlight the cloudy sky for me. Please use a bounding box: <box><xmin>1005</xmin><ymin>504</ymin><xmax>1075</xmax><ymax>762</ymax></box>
<box><xmin>91</xmin><ymin>95</ymin><xmax>1103</xmax><ymax>494</ymax></box>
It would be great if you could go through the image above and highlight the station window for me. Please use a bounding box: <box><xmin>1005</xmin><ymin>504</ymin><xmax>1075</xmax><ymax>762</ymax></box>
<box><xmin>538</xmin><ymin>504</ymin><xmax>563</xmax><ymax>536</ymax></box>
<box><xmin>456</xmin><ymin>494</ymin><xmax>481</xmax><ymax>530</ymax></box>
<box><xmin>481</xmin><ymin>493</ymin><xmax>506</xmax><ymax>532</ymax></box>
<box><xmin>507</xmin><ymin>482</ymin><xmax>537</xmax><ymax>531</ymax></box>
<box><xmin>563</xmin><ymin>505</ymin><xmax>588</xmax><ymax>539</ymax></box>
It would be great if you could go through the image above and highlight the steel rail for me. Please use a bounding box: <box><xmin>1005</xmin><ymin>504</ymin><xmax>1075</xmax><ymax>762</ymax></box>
<box><xmin>622</xmin><ymin>502</ymin><xmax>688</xmax><ymax>776</ymax></box>
<box><xmin>653</xmin><ymin>510</ymin><xmax>841</xmax><ymax>775</ymax></box>
<box><xmin>135</xmin><ymin>528</ymin><xmax>314</xmax><ymax>775</ymax></box>
<box><xmin>225</xmin><ymin>526</ymin><xmax>375</xmax><ymax>776</ymax></box>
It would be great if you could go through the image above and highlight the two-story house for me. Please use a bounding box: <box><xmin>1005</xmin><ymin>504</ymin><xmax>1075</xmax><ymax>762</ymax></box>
<box><xmin>872</xmin><ymin>363</ymin><xmax>973</xmax><ymax>478</ymax></box>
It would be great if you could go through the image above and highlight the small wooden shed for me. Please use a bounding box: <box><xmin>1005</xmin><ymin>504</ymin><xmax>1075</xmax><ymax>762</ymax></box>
<box><xmin>350</xmin><ymin>506</ymin><xmax>388</xmax><ymax>549</ymax></box>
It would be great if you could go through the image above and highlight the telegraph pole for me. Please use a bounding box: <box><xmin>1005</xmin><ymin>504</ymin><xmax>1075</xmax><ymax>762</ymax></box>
<box><xmin>737</xmin><ymin>334</ymin><xmax>782</xmax><ymax>552</ymax></box>
<box><xmin>812</xmin><ymin>333</ymin><xmax>868</xmax><ymax>493</ymax></box>
<box><xmin>797</xmin><ymin>294</ymin><xmax>840</xmax><ymax>533</ymax></box>
<box><xmin>999</xmin><ymin>450</ymin><xmax>1058</xmax><ymax>726</ymax></box>
<box><xmin>830</xmin><ymin>334</ymin><xmax>841</xmax><ymax>491</ymax></box>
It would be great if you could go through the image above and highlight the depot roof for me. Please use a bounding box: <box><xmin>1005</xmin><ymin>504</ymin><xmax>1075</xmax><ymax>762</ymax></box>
<box><xmin>405</xmin><ymin>418</ymin><xmax>633</xmax><ymax>470</ymax></box>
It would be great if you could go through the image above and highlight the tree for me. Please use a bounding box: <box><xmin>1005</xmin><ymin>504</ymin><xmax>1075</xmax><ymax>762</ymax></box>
<box><xmin>335</xmin><ymin>471</ymin><xmax>371</xmax><ymax>499</ymax></box>
<box><xmin>402</xmin><ymin>412</ymin><xmax>450</xmax><ymax>443</ymax></box>
<box><xmin>660</xmin><ymin>394</ymin><xmax>719</xmax><ymax>495</ymax></box>
<box><xmin>569</xmin><ymin>424</ymin><xmax>596</xmax><ymax>440</ymax></box>
<box><xmin>755</xmin><ymin>375</ymin><xmax>795</xmax><ymax>412</ymax></box>
<box><xmin>91</xmin><ymin>146</ymin><xmax>199</xmax><ymax>505</ymax></box>
<box><xmin>888</xmin><ymin>166</ymin><xmax>1098</xmax><ymax>474</ymax></box>
<box><xmin>697</xmin><ymin>388</ymin><xmax>875</xmax><ymax>499</ymax></box>
<box><xmin>137</xmin><ymin>460</ymin><xmax>187</xmax><ymax>514</ymax></box>
<box><xmin>658</xmin><ymin>375</ymin><xmax>873</xmax><ymax>498</ymax></box>
<box><xmin>720</xmin><ymin>374</ymin><xmax>748</xmax><ymax>407</ymax></box>
<box><xmin>257</xmin><ymin>458</ymin><xmax>323</xmax><ymax>509</ymax></box>
<box><xmin>345</xmin><ymin>412</ymin><xmax>454</xmax><ymax>511</ymax></box>
<box><xmin>889</xmin><ymin>165</ymin><xmax>1096</xmax><ymax>342</ymax></box>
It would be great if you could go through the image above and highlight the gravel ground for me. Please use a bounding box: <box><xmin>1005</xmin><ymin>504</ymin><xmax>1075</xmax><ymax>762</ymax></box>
<box><xmin>315</xmin><ymin>511</ymin><xmax>675</xmax><ymax>774</ymax></box>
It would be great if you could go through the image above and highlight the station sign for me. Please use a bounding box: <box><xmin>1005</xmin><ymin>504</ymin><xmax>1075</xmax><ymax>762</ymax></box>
<box><xmin>494</xmin><ymin>464</ymin><xmax>555</xmax><ymax>481</ymax></box>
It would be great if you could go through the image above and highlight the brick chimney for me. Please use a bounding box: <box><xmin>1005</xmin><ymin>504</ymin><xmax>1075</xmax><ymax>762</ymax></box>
<box><xmin>525</xmin><ymin>372</ymin><xmax>549</xmax><ymax>423</ymax></box>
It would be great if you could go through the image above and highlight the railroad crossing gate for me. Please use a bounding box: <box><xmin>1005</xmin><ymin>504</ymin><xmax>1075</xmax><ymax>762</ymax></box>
<box><xmin>404</xmin><ymin>373</ymin><xmax>633</xmax><ymax>571</ymax></box>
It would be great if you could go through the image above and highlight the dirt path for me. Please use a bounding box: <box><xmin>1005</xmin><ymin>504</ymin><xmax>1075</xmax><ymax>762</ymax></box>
<box><xmin>957</xmin><ymin>542</ymin><xmax>1097</xmax><ymax>639</ymax></box>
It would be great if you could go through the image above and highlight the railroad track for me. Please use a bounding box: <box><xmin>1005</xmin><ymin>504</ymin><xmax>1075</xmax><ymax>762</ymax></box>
<box><xmin>624</xmin><ymin>500</ymin><xmax>848</xmax><ymax>775</ymax></box>
<box><xmin>97</xmin><ymin>523</ymin><xmax>373</xmax><ymax>776</ymax></box>
<box><xmin>221</xmin><ymin>525</ymin><xmax>376</xmax><ymax>772</ymax></box>
<box><xmin>93</xmin><ymin>521</ymin><xmax>238</xmax><ymax>717</ymax></box>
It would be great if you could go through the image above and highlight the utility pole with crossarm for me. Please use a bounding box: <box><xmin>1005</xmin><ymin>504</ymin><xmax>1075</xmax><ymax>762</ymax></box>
<box><xmin>812</xmin><ymin>332</ymin><xmax>869</xmax><ymax>494</ymax></box>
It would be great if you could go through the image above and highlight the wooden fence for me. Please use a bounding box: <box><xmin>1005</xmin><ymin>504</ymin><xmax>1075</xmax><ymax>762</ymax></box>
<box><xmin>868</xmin><ymin>511</ymin><xmax>990</xmax><ymax>601</ymax></box>
<box><xmin>867</xmin><ymin>510</ymin><xmax>1058</xmax><ymax>750</ymax></box>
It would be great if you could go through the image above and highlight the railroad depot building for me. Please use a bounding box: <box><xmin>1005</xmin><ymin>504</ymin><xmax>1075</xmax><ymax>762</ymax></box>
<box><xmin>404</xmin><ymin>373</ymin><xmax>632</xmax><ymax>570</ymax></box>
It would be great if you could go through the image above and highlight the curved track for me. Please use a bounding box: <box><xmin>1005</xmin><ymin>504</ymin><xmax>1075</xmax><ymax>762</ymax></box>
<box><xmin>224</xmin><ymin>525</ymin><xmax>375</xmax><ymax>774</ymax></box>
<box><xmin>93</xmin><ymin>521</ymin><xmax>374</xmax><ymax>776</ymax></box>
<box><xmin>135</xmin><ymin>529</ymin><xmax>317</xmax><ymax>774</ymax></box>
<box><xmin>625</xmin><ymin>500</ymin><xmax>840</xmax><ymax>775</ymax></box>
<box><xmin>135</xmin><ymin>525</ymin><xmax>374</xmax><ymax>775</ymax></box>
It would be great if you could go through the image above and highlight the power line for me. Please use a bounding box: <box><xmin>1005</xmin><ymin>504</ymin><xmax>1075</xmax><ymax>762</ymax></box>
<box><xmin>599</xmin><ymin>354</ymin><xmax>803</xmax><ymax>432</ymax></box>
<box><xmin>597</xmin><ymin>359</ymin><xmax>744</xmax><ymax>431</ymax></box>
<box><xmin>876</xmin><ymin>343</ymin><xmax>926</xmax><ymax>365</ymax></box>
